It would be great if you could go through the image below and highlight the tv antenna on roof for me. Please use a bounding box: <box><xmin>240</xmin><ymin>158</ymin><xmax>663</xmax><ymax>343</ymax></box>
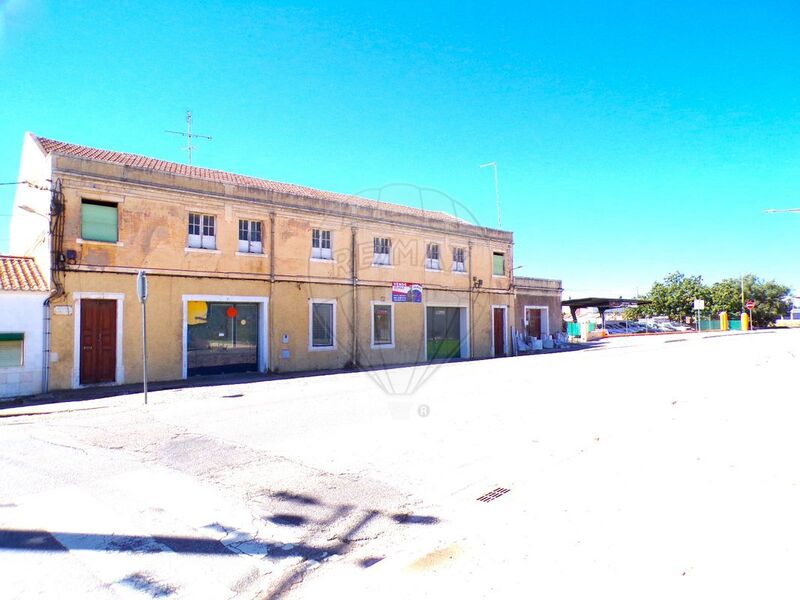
<box><xmin>480</xmin><ymin>161</ymin><xmax>501</xmax><ymax>228</ymax></box>
<box><xmin>165</xmin><ymin>110</ymin><xmax>212</xmax><ymax>165</ymax></box>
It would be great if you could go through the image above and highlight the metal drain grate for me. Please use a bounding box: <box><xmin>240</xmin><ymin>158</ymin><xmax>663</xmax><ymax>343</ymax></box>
<box><xmin>476</xmin><ymin>487</ymin><xmax>510</xmax><ymax>502</ymax></box>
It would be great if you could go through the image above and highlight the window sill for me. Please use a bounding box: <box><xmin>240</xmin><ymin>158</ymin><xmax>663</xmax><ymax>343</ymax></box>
<box><xmin>308</xmin><ymin>345</ymin><xmax>337</xmax><ymax>352</ymax></box>
<box><xmin>425</xmin><ymin>268</ymin><xmax>442</xmax><ymax>273</ymax></box>
<box><xmin>236</xmin><ymin>251</ymin><xmax>267</xmax><ymax>257</ymax></box>
<box><xmin>371</xmin><ymin>263</ymin><xmax>394</xmax><ymax>269</ymax></box>
<box><xmin>310</xmin><ymin>257</ymin><xmax>334</xmax><ymax>263</ymax></box>
<box><xmin>452</xmin><ymin>270</ymin><xmax>467</xmax><ymax>275</ymax></box>
<box><xmin>76</xmin><ymin>238</ymin><xmax>123</xmax><ymax>247</ymax></box>
<box><xmin>371</xmin><ymin>343</ymin><xmax>395</xmax><ymax>350</ymax></box>
<box><xmin>185</xmin><ymin>247</ymin><xmax>221</xmax><ymax>254</ymax></box>
<box><xmin>492</xmin><ymin>274</ymin><xmax>507</xmax><ymax>279</ymax></box>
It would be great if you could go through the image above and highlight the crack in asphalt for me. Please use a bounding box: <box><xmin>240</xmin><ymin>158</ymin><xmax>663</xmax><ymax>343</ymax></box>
<box><xmin>31</xmin><ymin>436</ymin><xmax>89</xmax><ymax>454</ymax></box>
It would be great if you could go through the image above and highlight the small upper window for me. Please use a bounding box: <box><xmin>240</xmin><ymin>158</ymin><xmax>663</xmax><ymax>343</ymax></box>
<box><xmin>425</xmin><ymin>243</ymin><xmax>441</xmax><ymax>270</ymax></box>
<box><xmin>238</xmin><ymin>220</ymin><xmax>262</xmax><ymax>253</ymax></box>
<box><xmin>452</xmin><ymin>247</ymin><xmax>466</xmax><ymax>272</ymax></box>
<box><xmin>0</xmin><ymin>333</ymin><xmax>23</xmax><ymax>367</ymax></box>
<box><xmin>81</xmin><ymin>199</ymin><xmax>118</xmax><ymax>243</ymax></box>
<box><xmin>492</xmin><ymin>252</ymin><xmax>505</xmax><ymax>276</ymax></box>
<box><xmin>312</xmin><ymin>229</ymin><xmax>332</xmax><ymax>260</ymax></box>
<box><xmin>188</xmin><ymin>213</ymin><xmax>216</xmax><ymax>249</ymax></box>
<box><xmin>373</xmin><ymin>237</ymin><xmax>391</xmax><ymax>265</ymax></box>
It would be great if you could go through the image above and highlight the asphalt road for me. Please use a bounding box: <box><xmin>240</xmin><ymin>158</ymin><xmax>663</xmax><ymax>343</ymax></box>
<box><xmin>1</xmin><ymin>329</ymin><xmax>798</xmax><ymax>599</ymax></box>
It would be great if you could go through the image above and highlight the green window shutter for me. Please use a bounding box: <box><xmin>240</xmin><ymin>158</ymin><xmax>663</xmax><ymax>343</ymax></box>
<box><xmin>493</xmin><ymin>253</ymin><xmax>505</xmax><ymax>276</ymax></box>
<box><xmin>0</xmin><ymin>335</ymin><xmax>23</xmax><ymax>367</ymax></box>
<box><xmin>82</xmin><ymin>200</ymin><xmax>118</xmax><ymax>242</ymax></box>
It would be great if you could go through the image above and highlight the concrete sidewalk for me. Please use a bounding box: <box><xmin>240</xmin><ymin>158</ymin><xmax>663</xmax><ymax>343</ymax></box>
<box><xmin>1</xmin><ymin>329</ymin><xmax>798</xmax><ymax>599</ymax></box>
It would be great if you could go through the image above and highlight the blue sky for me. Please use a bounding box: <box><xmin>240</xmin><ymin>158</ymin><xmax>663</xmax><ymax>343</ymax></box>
<box><xmin>1</xmin><ymin>0</ymin><xmax>798</xmax><ymax>297</ymax></box>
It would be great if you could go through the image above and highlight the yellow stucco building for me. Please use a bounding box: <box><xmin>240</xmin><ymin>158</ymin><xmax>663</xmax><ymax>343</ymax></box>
<box><xmin>11</xmin><ymin>133</ymin><xmax>550</xmax><ymax>392</ymax></box>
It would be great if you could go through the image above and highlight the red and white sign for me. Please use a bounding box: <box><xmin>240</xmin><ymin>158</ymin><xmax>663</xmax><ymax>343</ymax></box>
<box><xmin>745</xmin><ymin>299</ymin><xmax>756</xmax><ymax>310</ymax></box>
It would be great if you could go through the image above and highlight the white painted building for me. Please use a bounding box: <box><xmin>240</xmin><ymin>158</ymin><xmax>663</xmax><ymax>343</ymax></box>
<box><xmin>0</xmin><ymin>256</ymin><xmax>49</xmax><ymax>398</ymax></box>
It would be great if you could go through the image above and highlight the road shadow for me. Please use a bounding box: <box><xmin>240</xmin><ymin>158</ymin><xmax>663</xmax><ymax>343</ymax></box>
<box><xmin>0</xmin><ymin>528</ymin><xmax>331</xmax><ymax>561</ymax></box>
<box><xmin>259</xmin><ymin>488</ymin><xmax>442</xmax><ymax>599</ymax></box>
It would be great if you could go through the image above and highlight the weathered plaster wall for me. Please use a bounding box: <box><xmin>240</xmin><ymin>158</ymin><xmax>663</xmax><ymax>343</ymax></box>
<box><xmin>36</xmin><ymin>146</ymin><xmax>522</xmax><ymax>390</ymax></box>
<box><xmin>0</xmin><ymin>291</ymin><xmax>48</xmax><ymax>397</ymax></box>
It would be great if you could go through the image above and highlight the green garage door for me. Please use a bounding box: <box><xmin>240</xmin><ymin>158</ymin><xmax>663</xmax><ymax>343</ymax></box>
<box><xmin>426</xmin><ymin>306</ymin><xmax>461</xmax><ymax>360</ymax></box>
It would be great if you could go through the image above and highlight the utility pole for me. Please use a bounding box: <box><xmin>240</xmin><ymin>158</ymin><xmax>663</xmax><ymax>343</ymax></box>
<box><xmin>740</xmin><ymin>274</ymin><xmax>745</xmax><ymax>313</ymax></box>
<box><xmin>480</xmin><ymin>162</ymin><xmax>501</xmax><ymax>228</ymax></box>
<box><xmin>137</xmin><ymin>270</ymin><xmax>148</xmax><ymax>405</ymax></box>
<box><xmin>166</xmin><ymin>110</ymin><xmax>212</xmax><ymax>165</ymax></box>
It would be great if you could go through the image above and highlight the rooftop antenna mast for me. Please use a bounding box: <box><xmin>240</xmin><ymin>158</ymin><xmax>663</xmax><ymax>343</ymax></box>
<box><xmin>480</xmin><ymin>161</ymin><xmax>501</xmax><ymax>228</ymax></box>
<box><xmin>165</xmin><ymin>110</ymin><xmax>212</xmax><ymax>165</ymax></box>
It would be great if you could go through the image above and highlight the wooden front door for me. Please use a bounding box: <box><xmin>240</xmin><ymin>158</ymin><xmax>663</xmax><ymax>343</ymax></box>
<box><xmin>526</xmin><ymin>308</ymin><xmax>543</xmax><ymax>338</ymax></box>
<box><xmin>80</xmin><ymin>299</ymin><xmax>117</xmax><ymax>385</ymax></box>
<box><xmin>493</xmin><ymin>307</ymin><xmax>505</xmax><ymax>357</ymax></box>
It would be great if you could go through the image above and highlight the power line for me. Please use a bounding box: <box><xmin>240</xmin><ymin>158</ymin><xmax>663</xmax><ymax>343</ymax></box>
<box><xmin>0</xmin><ymin>181</ymin><xmax>53</xmax><ymax>190</ymax></box>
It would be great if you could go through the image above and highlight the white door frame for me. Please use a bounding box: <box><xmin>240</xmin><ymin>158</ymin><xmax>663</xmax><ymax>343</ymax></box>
<box><xmin>490</xmin><ymin>304</ymin><xmax>508</xmax><ymax>356</ymax></box>
<box><xmin>72</xmin><ymin>292</ymin><xmax>125</xmax><ymax>389</ymax></box>
<box><xmin>182</xmin><ymin>295</ymin><xmax>269</xmax><ymax>379</ymax></box>
<box><xmin>523</xmin><ymin>305</ymin><xmax>550</xmax><ymax>338</ymax></box>
<box><xmin>422</xmin><ymin>302</ymin><xmax>470</xmax><ymax>359</ymax></box>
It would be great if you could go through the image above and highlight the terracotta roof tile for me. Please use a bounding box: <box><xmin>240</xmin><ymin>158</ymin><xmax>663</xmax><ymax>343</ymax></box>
<box><xmin>0</xmin><ymin>256</ymin><xmax>48</xmax><ymax>292</ymax></box>
<box><xmin>34</xmin><ymin>135</ymin><xmax>469</xmax><ymax>225</ymax></box>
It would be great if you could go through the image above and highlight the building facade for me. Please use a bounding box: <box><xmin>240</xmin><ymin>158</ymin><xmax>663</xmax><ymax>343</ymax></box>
<box><xmin>11</xmin><ymin>133</ymin><xmax>527</xmax><ymax>391</ymax></box>
<box><xmin>0</xmin><ymin>256</ymin><xmax>49</xmax><ymax>397</ymax></box>
<box><xmin>514</xmin><ymin>276</ymin><xmax>564</xmax><ymax>341</ymax></box>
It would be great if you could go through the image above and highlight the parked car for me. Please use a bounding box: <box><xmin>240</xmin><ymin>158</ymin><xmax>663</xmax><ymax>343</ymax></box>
<box><xmin>605</xmin><ymin>322</ymin><xmax>627</xmax><ymax>335</ymax></box>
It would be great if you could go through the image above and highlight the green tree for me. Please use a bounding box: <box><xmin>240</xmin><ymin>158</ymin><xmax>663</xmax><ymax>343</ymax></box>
<box><xmin>633</xmin><ymin>272</ymin><xmax>710</xmax><ymax>322</ymax></box>
<box><xmin>710</xmin><ymin>274</ymin><xmax>792</xmax><ymax>327</ymax></box>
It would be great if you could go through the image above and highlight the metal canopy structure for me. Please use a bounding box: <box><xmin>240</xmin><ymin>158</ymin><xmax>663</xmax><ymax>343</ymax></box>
<box><xmin>562</xmin><ymin>297</ymin><xmax>651</xmax><ymax>327</ymax></box>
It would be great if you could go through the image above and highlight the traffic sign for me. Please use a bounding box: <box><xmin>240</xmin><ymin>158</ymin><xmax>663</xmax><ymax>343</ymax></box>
<box><xmin>745</xmin><ymin>299</ymin><xmax>756</xmax><ymax>310</ymax></box>
<box><xmin>136</xmin><ymin>270</ymin><xmax>148</xmax><ymax>302</ymax></box>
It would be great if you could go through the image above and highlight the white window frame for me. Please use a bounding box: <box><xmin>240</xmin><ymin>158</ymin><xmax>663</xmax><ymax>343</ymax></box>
<box><xmin>425</xmin><ymin>242</ymin><xmax>441</xmax><ymax>271</ymax></box>
<box><xmin>523</xmin><ymin>305</ymin><xmax>550</xmax><ymax>338</ymax></box>
<box><xmin>370</xmin><ymin>301</ymin><xmax>395</xmax><ymax>349</ymax></box>
<box><xmin>238</xmin><ymin>219</ymin><xmax>263</xmax><ymax>254</ymax></box>
<box><xmin>308</xmin><ymin>299</ymin><xmax>337</xmax><ymax>351</ymax></box>
<box><xmin>373</xmin><ymin>237</ymin><xmax>392</xmax><ymax>266</ymax></box>
<box><xmin>72</xmin><ymin>292</ymin><xmax>125</xmax><ymax>389</ymax></box>
<box><xmin>188</xmin><ymin>213</ymin><xmax>217</xmax><ymax>250</ymax></box>
<box><xmin>452</xmin><ymin>247</ymin><xmax>466</xmax><ymax>273</ymax></box>
<box><xmin>181</xmin><ymin>295</ymin><xmax>269</xmax><ymax>379</ymax></box>
<box><xmin>311</xmin><ymin>228</ymin><xmax>333</xmax><ymax>260</ymax></box>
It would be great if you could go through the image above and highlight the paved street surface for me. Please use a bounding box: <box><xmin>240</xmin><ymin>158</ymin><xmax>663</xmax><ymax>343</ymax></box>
<box><xmin>1</xmin><ymin>330</ymin><xmax>798</xmax><ymax>599</ymax></box>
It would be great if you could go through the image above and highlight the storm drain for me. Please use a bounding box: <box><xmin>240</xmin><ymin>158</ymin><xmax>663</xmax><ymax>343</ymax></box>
<box><xmin>476</xmin><ymin>487</ymin><xmax>510</xmax><ymax>503</ymax></box>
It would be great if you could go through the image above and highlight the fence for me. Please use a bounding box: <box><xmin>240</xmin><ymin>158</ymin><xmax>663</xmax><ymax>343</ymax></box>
<box><xmin>567</xmin><ymin>320</ymin><xmax>742</xmax><ymax>336</ymax></box>
<box><xmin>700</xmin><ymin>319</ymin><xmax>741</xmax><ymax>331</ymax></box>
<box><xmin>566</xmin><ymin>322</ymin><xmax>595</xmax><ymax>337</ymax></box>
